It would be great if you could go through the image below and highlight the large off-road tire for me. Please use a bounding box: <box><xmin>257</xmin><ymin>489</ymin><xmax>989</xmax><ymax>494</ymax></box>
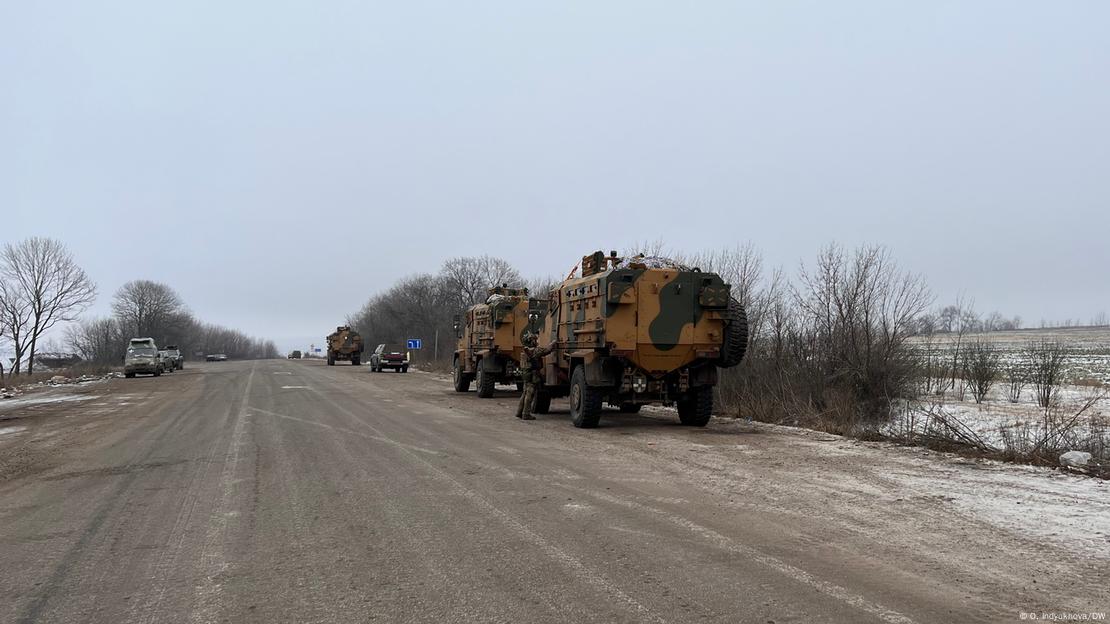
<box><xmin>569</xmin><ymin>366</ymin><xmax>602</xmax><ymax>428</ymax></box>
<box><xmin>677</xmin><ymin>386</ymin><xmax>713</xmax><ymax>427</ymax></box>
<box><xmin>154</xmin><ymin>368</ymin><xmax>162</xmax><ymax>378</ymax></box>
<box><xmin>401</xmin><ymin>365</ymin><xmax>408</xmax><ymax>373</ymax></box>
<box><xmin>476</xmin><ymin>365</ymin><xmax>495</xmax><ymax>398</ymax></box>
<box><xmin>618</xmin><ymin>402</ymin><xmax>642</xmax><ymax>414</ymax></box>
<box><xmin>516</xmin><ymin>381</ymin><xmax>524</xmax><ymax>392</ymax></box>
<box><xmin>717</xmin><ymin>297</ymin><xmax>749</xmax><ymax>368</ymax></box>
<box><xmin>453</xmin><ymin>359</ymin><xmax>471</xmax><ymax>392</ymax></box>
<box><xmin>533</xmin><ymin>391</ymin><xmax>552</xmax><ymax>414</ymax></box>
<box><xmin>327</xmin><ymin>352</ymin><xmax>335</xmax><ymax>366</ymax></box>
<box><xmin>352</xmin><ymin>356</ymin><xmax>360</xmax><ymax>366</ymax></box>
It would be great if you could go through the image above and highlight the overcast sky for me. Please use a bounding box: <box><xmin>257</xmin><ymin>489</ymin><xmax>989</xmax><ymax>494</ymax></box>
<box><xmin>3</xmin><ymin>1</ymin><xmax>1108</xmax><ymax>352</ymax></box>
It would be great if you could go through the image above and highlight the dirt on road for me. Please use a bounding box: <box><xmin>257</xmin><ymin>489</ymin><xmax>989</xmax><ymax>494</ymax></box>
<box><xmin>1</xmin><ymin>359</ymin><xmax>1106</xmax><ymax>623</ymax></box>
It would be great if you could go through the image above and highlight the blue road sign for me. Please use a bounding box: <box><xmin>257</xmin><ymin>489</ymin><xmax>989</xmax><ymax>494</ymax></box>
<box><xmin>407</xmin><ymin>339</ymin><xmax>422</xmax><ymax>350</ymax></box>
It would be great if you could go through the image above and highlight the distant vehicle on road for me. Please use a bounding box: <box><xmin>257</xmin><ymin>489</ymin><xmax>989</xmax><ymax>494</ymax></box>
<box><xmin>326</xmin><ymin>326</ymin><xmax>364</xmax><ymax>366</ymax></box>
<box><xmin>162</xmin><ymin>345</ymin><xmax>183</xmax><ymax>370</ymax></box>
<box><xmin>125</xmin><ymin>338</ymin><xmax>164</xmax><ymax>378</ymax></box>
<box><xmin>205</xmin><ymin>353</ymin><xmax>228</xmax><ymax>362</ymax></box>
<box><xmin>288</xmin><ymin>350</ymin><xmax>302</xmax><ymax>359</ymax></box>
<box><xmin>370</xmin><ymin>344</ymin><xmax>409</xmax><ymax>373</ymax></box>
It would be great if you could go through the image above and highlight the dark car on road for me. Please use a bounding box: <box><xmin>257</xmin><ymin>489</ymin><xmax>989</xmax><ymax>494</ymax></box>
<box><xmin>370</xmin><ymin>344</ymin><xmax>409</xmax><ymax>373</ymax></box>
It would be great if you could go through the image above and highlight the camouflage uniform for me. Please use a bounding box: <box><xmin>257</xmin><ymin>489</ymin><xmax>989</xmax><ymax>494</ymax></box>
<box><xmin>516</xmin><ymin>334</ymin><xmax>554</xmax><ymax>420</ymax></box>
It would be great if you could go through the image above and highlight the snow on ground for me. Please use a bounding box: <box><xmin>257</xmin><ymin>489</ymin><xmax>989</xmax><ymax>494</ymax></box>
<box><xmin>0</xmin><ymin>393</ymin><xmax>97</xmax><ymax>414</ymax></box>
<box><xmin>889</xmin><ymin>381</ymin><xmax>1108</xmax><ymax>453</ymax></box>
<box><xmin>885</xmin><ymin>450</ymin><xmax>1110</xmax><ymax>557</ymax></box>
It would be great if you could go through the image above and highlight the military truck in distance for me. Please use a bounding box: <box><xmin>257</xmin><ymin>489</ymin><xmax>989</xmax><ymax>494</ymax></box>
<box><xmin>453</xmin><ymin>286</ymin><xmax>548</xmax><ymax>398</ymax></box>
<box><xmin>326</xmin><ymin>326</ymin><xmax>364</xmax><ymax>366</ymax></box>
<box><xmin>537</xmin><ymin>251</ymin><xmax>747</xmax><ymax>428</ymax></box>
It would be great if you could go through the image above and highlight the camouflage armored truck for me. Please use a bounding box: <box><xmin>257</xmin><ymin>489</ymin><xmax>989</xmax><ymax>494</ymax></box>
<box><xmin>326</xmin><ymin>325</ymin><xmax>364</xmax><ymax>366</ymax></box>
<box><xmin>453</xmin><ymin>286</ymin><xmax>548</xmax><ymax>398</ymax></box>
<box><xmin>535</xmin><ymin>250</ymin><xmax>747</xmax><ymax>428</ymax></box>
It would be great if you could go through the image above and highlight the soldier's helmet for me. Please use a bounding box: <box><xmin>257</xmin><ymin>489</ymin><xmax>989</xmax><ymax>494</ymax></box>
<box><xmin>522</xmin><ymin>332</ymin><xmax>538</xmax><ymax>347</ymax></box>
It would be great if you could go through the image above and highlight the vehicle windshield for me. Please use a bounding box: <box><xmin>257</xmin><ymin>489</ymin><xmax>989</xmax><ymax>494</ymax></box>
<box><xmin>128</xmin><ymin>348</ymin><xmax>156</xmax><ymax>355</ymax></box>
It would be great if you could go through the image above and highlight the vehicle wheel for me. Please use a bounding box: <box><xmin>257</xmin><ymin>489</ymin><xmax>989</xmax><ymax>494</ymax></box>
<box><xmin>154</xmin><ymin>369</ymin><xmax>162</xmax><ymax>378</ymax></box>
<box><xmin>476</xmin><ymin>366</ymin><xmax>495</xmax><ymax>398</ymax></box>
<box><xmin>453</xmin><ymin>359</ymin><xmax>471</xmax><ymax>392</ymax></box>
<box><xmin>327</xmin><ymin>356</ymin><xmax>335</xmax><ymax>366</ymax></box>
<box><xmin>717</xmin><ymin>297</ymin><xmax>749</xmax><ymax>368</ymax></box>
<box><xmin>677</xmin><ymin>386</ymin><xmax>713</xmax><ymax>426</ymax></box>
<box><xmin>618</xmin><ymin>402</ymin><xmax>642</xmax><ymax>414</ymax></box>
<box><xmin>352</xmin><ymin>356</ymin><xmax>360</xmax><ymax>366</ymax></box>
<box><xmin>178</xmin><ymin>362</ymin><xmax>184</xmax><ymax>370</ymax></box>
<box><xmin>533</xmin><ymin>391</ymin><xmax>552</xmax><ymax>414</ymax></box>
<box><xmin>401</xmin><ymin>365</ymin><xmax>408</xmax><ymax>373</ymax></box>
<box><xmin>569</xmin><ymin>366</ymin><xmax>602</xmax><ymax>428</ymax></box>
<box><xmin>125</xmin><ymin>372</ymin><xmax>135</xmax><ymax>379</ymax></box>
<box><xmin>516</xmin><ymin>381</ymin><xmax>524</xmax><ymax>392</ymax></box>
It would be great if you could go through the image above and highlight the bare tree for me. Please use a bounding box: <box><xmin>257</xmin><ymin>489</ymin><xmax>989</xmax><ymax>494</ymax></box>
<box><xmin>1027</xmin><ymin>340</ymin><xmax>1068</xmax><ymax>412</ymax></box>
<box><xmin>1005</xmin><ymin>358</ymin><xmax>1026</xmax><ymax>404</ymax></box>
<box><xmin>962</xmin><ymin>339</ymin><xmax>999</xmax><ymax>404</ymax></box>
<box><xmin>440</xmin><ymin>256</ymin><xmax>523</xmax><ymax>312</ymax></box>
<box><xmin>0</xmin><ymin>237</ymin><xmax>97</xmax><ymax>375</ymax></box>
<box><xmin>525</xmin><ymin>275</ymin><xmax>561</xmax><ymax>298</ymax></box>
<box><xmin>793</xmin><ymin>244</ymin><xmax>932</xmax><ymax>426</ymax></box>
<box><xmin>111</xmin><ymin>280</ymin><xmax>185</xmax><ymax>339</ymax></box>
<box><xmin>66</xmin><ymin>317</ymin><xmax>123</xmax><ymax>365</ymax></box>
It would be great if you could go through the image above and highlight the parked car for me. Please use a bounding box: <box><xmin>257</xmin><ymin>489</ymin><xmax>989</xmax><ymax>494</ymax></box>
<box><xmin>288</xmin><ymin>350</ymin><xmax>302</xmax><ymax>359</ymax></box>
<box><xmin>370</xmin><ymin>344</ymin><xmax>410</xmax><ymax>373</ymax></box>
<box><xmin>125</xmin><ymin>338</ymin><xmax>163</xmax><ymax>378</ymax></box>
<box><xmin>158</xmin><ymin>350</ymin><xmax>176</xmax><ymax>372</ymax></box>
<box><xmin>162</xmin><ymin>345</ymin><xmax>184</xmax><ymax>370</ymax></box>
<box><xmin>205</xmin><ymin>353</ymin><xmax>228</xmax><ymax>362</ymax></box>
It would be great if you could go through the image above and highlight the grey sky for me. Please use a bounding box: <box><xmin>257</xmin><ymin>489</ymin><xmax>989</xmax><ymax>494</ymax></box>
<box><xmin>4</xmin><ymin>1</ymin><xmax>1108</xmax><ymax>352</ymax></box>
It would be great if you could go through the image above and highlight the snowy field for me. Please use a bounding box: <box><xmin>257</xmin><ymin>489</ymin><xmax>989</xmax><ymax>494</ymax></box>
<box><xmin>901</xmin><ymin>328</ymin><xmax>1109</xmax><ymax>463</ymax></box>
<box><xmin>910</xmin><ymin>326</ymin><xmax>1110</xmax><ymax>385</ymax></box>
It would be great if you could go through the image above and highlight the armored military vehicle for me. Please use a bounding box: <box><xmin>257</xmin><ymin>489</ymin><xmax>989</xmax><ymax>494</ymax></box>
<box><xmin>536</xmin><ymin>251</ymin><xmax>747</xmax><ymax>428</ymax></box>
<box><xmin>452</xmin><ymin>286</ymin><xmax>548</xmax><ymax>398</ymax></box>
<box><xmin>326</xmin><ymin>326</ymin><xmax>364</xmax><ymax>366</ymax></box>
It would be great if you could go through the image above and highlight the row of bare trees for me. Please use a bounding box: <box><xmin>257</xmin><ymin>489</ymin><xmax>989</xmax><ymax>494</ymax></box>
<box><xmin>67</xmin><ymin>280</ymin><xmax>279</xmax><ymax>365</ymax></box>
<box><xmin>0</xmin><ymin>238</ymin><xmax>97</xmax><ymax>377</ymax></box>
<box><xmin>348</xmin><ymin>255</ymin><xmax>544</xmax><ymax>360</ymax></box>
<box><xmin>0</xmin><ymin>236</ymin><xmax>280</xmax><ymax>378</ymax></box>
<box><xmin>920</xmin><ymin>338</ymin><xmax>1073</xmax><ymax>410</ymax></box>
<box><xmin>690</xmin><ymin>244</ymin><xmax>932</xmax><ymax>434</ymax></box>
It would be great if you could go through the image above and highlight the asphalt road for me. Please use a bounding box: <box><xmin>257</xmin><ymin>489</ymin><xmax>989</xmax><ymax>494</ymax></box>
<box><xmin>1</xmin><ymin>359</ymin><xmax>1106</xmax><ymax>623</ymax></box>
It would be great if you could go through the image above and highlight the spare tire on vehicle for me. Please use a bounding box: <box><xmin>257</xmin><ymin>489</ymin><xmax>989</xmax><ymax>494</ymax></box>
<box><xmin>717</xmin><ymin>297</ymin><xmax>749</xmax><ymax>368</ymax></box>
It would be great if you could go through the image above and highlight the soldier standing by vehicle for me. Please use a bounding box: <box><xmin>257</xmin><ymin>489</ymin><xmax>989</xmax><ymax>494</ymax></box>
<box><xmin>516</xmin><ymin>332</ymin><xmax>554</xmax><ymax>420</ymax></box>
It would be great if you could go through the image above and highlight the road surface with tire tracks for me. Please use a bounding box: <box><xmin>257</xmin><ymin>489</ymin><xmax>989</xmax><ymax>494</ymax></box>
<box><xmin>1</xmin><ymin>359</ymin><xmax>1106</xmax><ymax>623</ymax></box>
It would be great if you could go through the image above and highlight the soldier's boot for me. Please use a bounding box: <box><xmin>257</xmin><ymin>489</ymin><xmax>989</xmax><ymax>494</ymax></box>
<box><xmin>520</xmin><ymin>384</ymin><xmax>536</xmax><ymax>420</ymax></box>
<box><xmin>515</xmin><ymin>393</ymin><xmax>526</xmax><ymax>419</ymax></box>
